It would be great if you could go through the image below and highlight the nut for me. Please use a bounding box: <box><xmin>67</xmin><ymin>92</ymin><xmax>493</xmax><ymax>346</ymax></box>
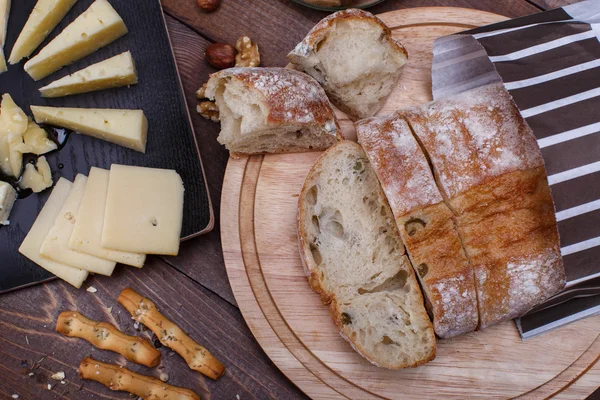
<box><xmin>235</xmin><ymin>36</ymin><xmax>260</xmax><ymax>67</ymax></box>
<box><xmin>197</xmin><ymin>101</ymin><xmax>219</xmax><ymax>122</ymax></box>
<box><xmin>205</xmin><ymin>43</ymin><xmax>237</xmax><ymax>69</ymax></box>
<box><xmin>196</xmin><ymin>0</ymin><xmax>220</xmax><ymax>12</ymax></box>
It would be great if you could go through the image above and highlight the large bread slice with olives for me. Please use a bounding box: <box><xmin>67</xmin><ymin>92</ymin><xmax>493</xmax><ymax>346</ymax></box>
<box><xmin>297</xmin><ymin>141</ymin><xmax>436</xmax><ymax>368</ymax></box>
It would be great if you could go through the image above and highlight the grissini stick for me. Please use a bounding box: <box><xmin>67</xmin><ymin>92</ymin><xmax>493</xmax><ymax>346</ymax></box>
<box><xmin>117</xmin><ymin>288</ymin><xmax>225</xmax><ymax>380</ymax></box>
<box><xmin>79</xmin><ymin>357</ymin><xmax>200</xmax><ymax>400</ymax></box>
<box><xmin>56</xmin><ymin>311</ymin><xmax>161</xmax><ymax>367</ymax></box>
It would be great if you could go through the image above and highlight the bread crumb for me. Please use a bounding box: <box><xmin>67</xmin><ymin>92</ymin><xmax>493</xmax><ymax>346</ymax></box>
<box><xmin>50</xmin><ymin>371</ymin><xmax>65</xmax><ymax>381</ymax></box>
<box><xmin>47</xmin><ymin>384</ymin><xmax>53</xmax><ymax>390</ymax></box>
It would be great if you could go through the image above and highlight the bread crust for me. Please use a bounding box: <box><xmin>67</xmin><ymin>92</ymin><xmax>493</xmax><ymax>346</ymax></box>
<box><xmin>297</xmin><ymin>141</ymin><xmax>436</xmax><ymax>368</ymax></box>
<box><xmin>402</xmin><ymin>84</ymin><xmax>565</xmax><ymax>328</ymax></box>
<box><xmin>356</xmin><ymin>114</ymin><xmax>479</xmax><ymax>338</ymax></box>
<box><xmin>206</xmin><ymin>67</ymin><xmax>342</xmax><ymax>139</ymax></box>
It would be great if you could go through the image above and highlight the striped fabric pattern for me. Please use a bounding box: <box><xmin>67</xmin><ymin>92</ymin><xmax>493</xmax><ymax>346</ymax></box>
<box><xmin>432</xmin><ymin>0</ymin><xmax>600</xmax><ymax>288</ymax></box>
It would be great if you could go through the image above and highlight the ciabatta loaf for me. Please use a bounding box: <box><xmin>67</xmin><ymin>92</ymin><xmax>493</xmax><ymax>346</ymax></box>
<box><xmin>205</xmin><ymin>67</ymin><xmax>342</xmax><ymax>158</ymax></box>
<box><xmin>402</xmin><ymin>84</ymin><xmax>565</xmax><ymax>329</ymax></box>
<box><xmin>298</xmin><ymin>141</ymin><xmax>436</xmax><ymax>368</ymax></box>
<box><xmin>357</xmin><ymin>115</ymin><xmax>479</xmax><ymax>338</ymax></box>
<box><xmin>287</xmin><ymin>9</ymin><xmax>407</xmax><ymax>121</ymax></box>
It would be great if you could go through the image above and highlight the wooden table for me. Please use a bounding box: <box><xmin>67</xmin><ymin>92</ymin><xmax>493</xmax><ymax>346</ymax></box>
<box><xmin>1</xmin><ymin>0</ymin><xmax>598</xmax><ymax>399</ymax></box>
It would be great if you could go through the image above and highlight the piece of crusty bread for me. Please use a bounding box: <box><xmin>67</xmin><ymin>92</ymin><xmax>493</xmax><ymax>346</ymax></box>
<box><xmin>402</xmin><ymin>84</ymin><xmax>565</xmax><ymax>329</ymax></box>
<box><xmin>287</xmin><ymin>9</ymin><xmax>407</xmax><ymax>121</ymax></box>
<box><xmin>356</xmin><ymin>114</ymin><xmax>479</xmax><ymax>338</ymax></box>
<box><xmin>205</xmin><ymin>67</ymin><xmax>342</xmax><ymax>158</ymax></box>
<box><xmin>297</xmin><ymin>141</ymin><xmax>436</xmax><ymax>368</ymax></box>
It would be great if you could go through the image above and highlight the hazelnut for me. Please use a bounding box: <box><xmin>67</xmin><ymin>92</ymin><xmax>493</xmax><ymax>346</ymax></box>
<box><xmin>205</xmin><ymin>43</ymin><xmax>237</xmax><ymax>69</ymax></box>
<box><xmin>196</xmin><ymin>0</ymin><xmax>220</xmax><ymax>12</ymax></box>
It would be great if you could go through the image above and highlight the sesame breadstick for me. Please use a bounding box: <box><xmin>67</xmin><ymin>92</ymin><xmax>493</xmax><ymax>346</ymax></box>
<box><xmin>56</xmin><ymin>311</ymin><xmax>160</xmax><ymax>367</ymax></box>
<box><xmin>117</xmin><ymin>288</ymin><xmax>225</xmax><ymax>380</ymax></box>
<box><xmin>79</xmin><ymin>357</ymin><xmax>200</xmax><ymax>400</ymax></box>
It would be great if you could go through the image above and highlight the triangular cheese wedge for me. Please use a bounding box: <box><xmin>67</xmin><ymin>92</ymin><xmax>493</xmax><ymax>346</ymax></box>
<box><xmin>0</xmin><ymin>0</ymin><xmax>11</xmax><ymax>73</ymax></box>
<box><xmin>9</xmin><ymin>0</ymin><xmax>78</xmax><ymax>65</ymax></box>
<box><xmin>39</xmin><ymin>51</ymin><xmax>138</xmax><ymax>97</ymax></box>
<box><xmin>24</xmin><ymin>0</ymin><xmax>128</xmax><ymax>81</ymax></box>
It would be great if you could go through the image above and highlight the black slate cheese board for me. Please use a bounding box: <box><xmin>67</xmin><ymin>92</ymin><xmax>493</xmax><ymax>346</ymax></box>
<box><xmin>0</xmin><ymin>0</ymin><xmax>212</xmax><ymax>292</ymax></box>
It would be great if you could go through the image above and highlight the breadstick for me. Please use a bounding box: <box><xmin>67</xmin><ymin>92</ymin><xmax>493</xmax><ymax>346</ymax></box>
<box><xmin>56</xmin><ymin>311</ymin><xmax>160</xmax><ymax>367</ymax></box>
<box><xmin>118</xmin><ymin>288</ymin><xmax>225</xmax><ymax>380</ymax></box>
<box><xmin>79</xmin><ymin>357</ymin><xmax>200</xmax><ymax>400</ymax></box>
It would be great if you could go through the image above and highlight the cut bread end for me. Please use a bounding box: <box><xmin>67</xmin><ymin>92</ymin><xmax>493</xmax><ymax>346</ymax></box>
<box><xmin>288</xmin><ymin>9</ymin><xmax>407</xmax><ymax>121</ymax></box>
<box><xmin>298</xmin><ymin>141</ymin><xmax>436</xmax><ymax>368</ymax></box>
<box><xmin>206</xmin><ymin>68</ymin><xmax>341</xmax><ymax>158</ymax></box>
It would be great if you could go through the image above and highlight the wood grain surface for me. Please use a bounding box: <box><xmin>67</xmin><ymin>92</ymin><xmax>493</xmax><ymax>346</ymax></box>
<box><xmin>220</xmin><ymin>6</ymin><xmax>600</xmax><ymax>399</ymax></box>
<box><xmin>2</xmin><ymin>0</ymin><xmax>598</xmax><ymax>399</ymax></box>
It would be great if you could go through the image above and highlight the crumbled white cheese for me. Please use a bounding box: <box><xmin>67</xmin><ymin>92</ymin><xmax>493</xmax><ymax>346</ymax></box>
<box><xmin>86</xmin><ymin>286</ymin><xmax>98</xmax><ymax>293</ymax></box>
<box><xmin>50</xmin><ymin>371</ymin><xmax>65</xmax><ymax>381</ymax></box>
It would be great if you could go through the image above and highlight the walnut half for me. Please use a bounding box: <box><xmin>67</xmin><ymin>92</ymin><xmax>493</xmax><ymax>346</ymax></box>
<box><xmin>197</xmin><ymin>101</ymin><xmax>219</xmax><ymax>122</ymax></box>
<box><xmin>235</xmin><ymin>36</ymin><xmax>260</xmax><ymax>67</ymax></box>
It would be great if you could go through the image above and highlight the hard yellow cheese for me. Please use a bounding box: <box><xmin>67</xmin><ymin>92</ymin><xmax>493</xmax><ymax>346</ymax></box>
<box><xmin>101</xmin><ymin>165</ymin><xmax>184</xmax><ymax>256</ymax></box>
<box><xmin>69</xmin><ymin>167</ymin><xmax>145</xmax><ymax>267</ymax></box>
<box><xmin>30</xmin><ymin>106</ymin><xmax>148</xmax><ymax>153</ymax></box>
<box><xmin>0</xmin><ymin>0</ymin><xmax>10</xmax><ymax>73</ymax></box>
<box><xmin>0</xmin><ymin>181</ymin><xmax>16</xmax><ymax>225</ymax></box>
<box><xmin>19</xmin><ymin>178</ymin><xmax>89</xmax><ymax>288</ymax></box>
<box><xmin>41</xmin><ymin>174</ymin><xmax>116</xmax><ymax>275</ymax></box>
<box><xmin>9</xmin><ymin>0</ymin><xmax>78</xmax><ymax>65</ymax></box>
<box><xmin>0</xmin><ymin>94</ymin><xmax>28</xmax><ymax>177</ymax></box>
<box><xmin>19</xmin><ymin>155</ymin><xmax>53</xmax><ymax>192</ymax></box>
<box><xmin>24</xmin><ymin>0</ymin><xmax>128</xmax><ymax>81</ymax></box>
<box><xmin>40</xmin><ymin>51</ymin><xmax>138</xmax><ymax>97</ymax></box>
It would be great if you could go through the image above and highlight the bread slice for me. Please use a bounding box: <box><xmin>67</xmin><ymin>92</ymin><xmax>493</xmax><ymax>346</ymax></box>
<box><xmin>287</xmin><ymin>9</ymin><xmax>407</xmax><ymax>121</ymax></box>
<box><xmin>205</xmin><ymin>67</ymin><xmax>342</xmax><ymax>158</ymax></box>
<box><xmin>298</xmin><ymin>141</ymin><xmax>435</xmax><ymax>368</ymax></box>
<box><xmin>402</xmin><ymin>84</ymin><xmax>565</xmax><ymax>328</ymax></box>
<box><xmin>357</xmin><ymin>114</ymin><xmax>479</xmax><ymax>338</ymax></box>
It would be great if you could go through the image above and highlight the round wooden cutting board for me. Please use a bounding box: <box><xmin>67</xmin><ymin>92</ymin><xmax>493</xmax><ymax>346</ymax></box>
<box><xmin>220</xmin><ymin>7</ymin><xmax>600</xmax><ymax>400</ymax></box>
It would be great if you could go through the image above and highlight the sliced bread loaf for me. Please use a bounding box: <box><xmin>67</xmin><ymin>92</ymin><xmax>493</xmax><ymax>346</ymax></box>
<box><xmin>205</xmin><ymin>67</ymin><xmax>342</xmax><ymax>158</ymax></box>
<box><xmin>356</xmin><ymin>114</ymin><xmax>479</xmax><ymax>338</ymax></box>
<box><xmin>298</xmin><ymin>141</ymin><xmax>436</xmax><ymax>368</ymax></box>
<box><xmin>287</xmin><ymin>9</ymin><xmax>407</xmax><ymax>121</ymax></box>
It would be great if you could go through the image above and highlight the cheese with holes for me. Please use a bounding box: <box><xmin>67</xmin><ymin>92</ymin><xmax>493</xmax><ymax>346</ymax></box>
<box><xmin>8</xmin><ymin>0</ymin><xmax>77</xmax><ymax>65</ymax></box>
<box><xmin>0</xmin><ymin>94</ymin><xmax>28</xmax><ymax>177</ymax></box>
<box><xmin>24</xmin><ymin>0</ymin><xmax>128</xmax><ymax>80</ymax></box>
<box><xmin>30</xmin><ymin>106</ymin><xmax>148</xmax><ymax>152</ymax></box>
<box><xmin>102</xmin><ymin>165</ymin><xmax>184</xmax><ymax>255</ymax></box>
<box><xmin>41</xmin><ymin>174</ymin><xmax>116</xmax><ymax>275</ymax></box>
<box><xmin>19</xmin><ymin>156</ymin><xmax>53</xmax><ymax>192</ymax></box>
<box><xmin>0</xmin><ymin>181</ymin><xmax>16</xmax><ymax>225</ymax></box>
<box><xmin>0</xmin><ymin>0</ymin><xmax>10</xmax><ymax>73</ymax></box>
<box><xmin>69</xmin><ymin>167</ymin><xmax>145</xmax><ymax>267</ymax></box>
<box><xmin>40</xmin><ymin>51</ymin><xmax>138</xmax><ymax>97</ymax></box>
<box><xmin>19</xmin><ymin>178</ymin><xmax>89</xmax><ymax>288</ymax></box>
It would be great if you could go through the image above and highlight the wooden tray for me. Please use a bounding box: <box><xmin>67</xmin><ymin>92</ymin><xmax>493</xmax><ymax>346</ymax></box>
<box><xmin>0</xmin><ymin>0</ymin><xmax>212</xmax><ymax>292</ymax></box>
<box><xmin>221</xmin><ymin>7</ymin><xmax>600</xmax><ymax>399</ymax></box>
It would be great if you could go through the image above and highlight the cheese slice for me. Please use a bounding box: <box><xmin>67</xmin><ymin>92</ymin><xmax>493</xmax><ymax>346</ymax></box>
<box><xmin>69</xmin><ymin>167</ymin><xmax>145</xmax><ymax>267</ymax></box>
<box><xmin>0</xmin><ymin>94</ymin><xmax>29</xmax><ymax>177</ymax></box>
<box><xmin>24</xmin><ymin>0</ymin><xmax>128</xmax><ymax>81</ymax></box>
<box><xmin>102</xmin><ymin>165</ymin><xmax>184</xmax><ymax>255</ymax></box>
<box><xmin>9</xmin><ymin>0</ymin><xmax>78</xmax><ymax>65</ymax></box>
<box><xmin>0</xmin><ymin>0</ymin><xmax>10</xmax><ymax>73</ymax></box>
<box><xmin>19</xmin><ymin>178</ymin><xmax>89</xmax><ymax>288</ymax></box>
<box><xmin>39</xmin><ymin>51</ymin><xmax>138</xmax><ymax>97</ymax></box>
<box><xmin>19</xmin><ymin>155</ymin><xmax>53</xmax><ymax>192</ymax></box>
<box><xmin>41</xmin><ymin>174</ymin><xmax>116</xmax><ymax>275</ymax></box>
<box><xmin>0</xmin><ymin>181</ymin><xmax>16</xmax><ymax>225</ymax></box>
<box><xmin>30</xmin><ymin>106</ymin><xmax>147</xmax><ymax>153</ymax></box>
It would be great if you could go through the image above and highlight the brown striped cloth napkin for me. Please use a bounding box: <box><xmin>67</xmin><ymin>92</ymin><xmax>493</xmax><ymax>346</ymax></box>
<box><xmin>430</xmin><ymin>0</ymin><xmax>600</xmax><ymax>338</ymax></box>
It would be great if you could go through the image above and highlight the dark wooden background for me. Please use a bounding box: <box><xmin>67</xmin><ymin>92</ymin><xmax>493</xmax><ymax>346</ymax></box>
<box><xmin>2</xmin><ymin>0</ymin><xmax>598</xmax><ymax>399</ymax></box>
